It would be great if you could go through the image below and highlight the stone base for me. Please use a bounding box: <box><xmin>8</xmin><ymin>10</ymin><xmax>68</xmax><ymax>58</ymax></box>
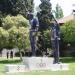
<box><xmin>5</xmin><ymin>65</ymin><xmax>28</xmax><ymax>73</ymax></box>
<box><xmin>22</xmin><ymin>57</ymin><xmax>54</xmax><ymax>70</ymax></box>
<box><xmin>50</xmin><ymin>64</ymin><xmax>69</xmax><ymax>71</ymax></box>
<box><xmin>22</xmin><ymin>57</ymin><xmax>69</xmax><ymax>71</ymax></box>
<box><xmin>5</xmin><ymin>57</ymin><xmax>69</xmax><ymax>73</ymax></box>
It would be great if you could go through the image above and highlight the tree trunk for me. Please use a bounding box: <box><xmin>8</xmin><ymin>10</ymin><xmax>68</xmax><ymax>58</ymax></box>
<box><xmin>19</xmin><ymin>49</ymin><xmax>22</xmax><ymax>61</ymax></box>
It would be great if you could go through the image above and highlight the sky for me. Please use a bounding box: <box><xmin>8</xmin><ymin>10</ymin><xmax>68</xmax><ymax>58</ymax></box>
<box><xmin>34</xmin><ymin>0</ymin><xmax>75</xmax><ymax>17</ymax></box>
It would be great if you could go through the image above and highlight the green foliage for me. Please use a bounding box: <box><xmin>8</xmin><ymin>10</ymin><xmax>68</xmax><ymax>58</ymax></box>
<box><xmin>54</xmin><ymin>4</ymin><xmax>64</xmax><ymax>19</ymax></box>
<box><xmin>61</xmin><ymin>19</ymin><xmax>75</xmax><ymax>43</ymax></box>
<box><xmin>37</xmin><ymin>30</ymin><xmax>51</xmax><ymax>53</ymax></box>
<box><xmin>2</xmin><ymin>15</ymin><xmax>29</xmax><ymax>30</ymax></box>
<box><xmin>0</xmin><ymin>14</ymin><xmax>30</xmax><ymax>51</ymax></box>
<box><xmin>7</xmin><ymin>26</ymin><xmax>30</xmax><ymax>49</ymax></box>
<box><xmin>0</xmin><ymin>0</ymin><xmax>33</xmax><ymax>57</ymax></box>
<box><xmin>17</xmin><ymin>27</ymin><xmax>30</xmax><ymax>49</ymax></box>
<box><xmin>0</xmin><ymin>0</ymin><xmax>34</xmax><ymax>16</ymax></box>
<box><xmin>39</xmin><ymin>0</ymin><xmax>51</xmax><ymax>13</ymax></box>
<box><xmin>43</xmin><ymin>30</ymin><xmax>51</xmax><ymax>48</ymax></box>
<box><xmin>7</xmin><ymin>26</ymin><xmax>18</xmax><ymax>48</ymax></box>
<box><xmin>37</xmin><ymin>0</ymin><xmax>52</xmax><ymax>53</ymax></box>
<box><xmin>37</xmin><ymin>0</ymin><xmax>52</xmax><ymax>31</ymax></box>
<box><xmin>0</xmin><ymin>27</ymin><xmax>9</xmax><ymax>48</ymax></box>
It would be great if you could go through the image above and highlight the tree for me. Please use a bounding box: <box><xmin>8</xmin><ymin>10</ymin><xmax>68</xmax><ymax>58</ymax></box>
<box><xmin>8</xmin><ymin>26</ymin><xmax>29</xmax><ymax>60</ymax></box>
<box><xmin>36</xmin><ymin>0</ymin><xmax>52</xmax><ymax>55</ymax></box>
<box><xmin>8</xmin><ymin>26</ymin><xmax>18</xmax><ymax>49</ymax></box>
<box><xmin>61</xmin><ymin>19</ymin><xmax>75</xmax><ymax>43</ymax></box>
<box><xmin>36</xmin><ymin>30</ymin><xmax>51</xmax><ymax>55</ymax></box>
<box><xmin>0</xmin><ymin>0</ymin><xmax>34</xmax><ymax>16</ymax></box>
<box><xmin>54</xmin><ymin>4</ymin><xmax>64</xmax><ymax>19</ymax></box>
<box><xmin>2</xmin><ymin>15</ymin><xmax>30</xmax><ymax>60</ymax></box>
<box><xmin>17</xmin><ymin>27</ymin><xmax>30</xmax><ymax>60</ymax></box>
<box><xmin>2</xmin><ymin>15</ymin><xmax>29</xmax><ymax>29</ymax></box>
<box><xmin>0</xmin><ymin>27</ymin><xmax>9</xmax><ymax>49</ymax></box>
<box><xmin>60</xmin><ymin>19</ymin><xmax>75</xmax><ymax>56</ymax></box>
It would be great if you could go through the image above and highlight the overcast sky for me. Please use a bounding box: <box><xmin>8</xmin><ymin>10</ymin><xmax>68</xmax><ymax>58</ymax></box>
<box><xmin>34</xmin><ymin>0</ymin><xmax>75</xmax><ymax>17</ymax></box>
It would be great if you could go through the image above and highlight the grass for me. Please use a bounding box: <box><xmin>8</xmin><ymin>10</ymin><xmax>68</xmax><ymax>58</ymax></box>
<box><xmin>60</xmin><ymin>57</ymin><xmax>75</xmax><ymax>70</ymax></box>
<box><xmin>0</xmin><ymin>57</ymin><xmax>75</xmax><ymax>75</ymax></box>
<box><xmin>3</xmin><ymin>71</ymin><xmax>75</xmax><ymax>75</ymax></box>
<box><xmin>0</xmin><ymin>57</ymin><xmax>21</xmax><ymax>75</ymax></box>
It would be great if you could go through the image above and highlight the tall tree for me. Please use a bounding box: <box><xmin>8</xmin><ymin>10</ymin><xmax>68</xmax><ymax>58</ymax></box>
<box><xmin>0</xmin><ymin>0</ymin><xmax>34</xmax><ymax>16</ymax></box>
<box><xmin>54</xmin><ymin>4</ymin><xmax>64</xmax><ymax>19</ymax></box>
<box><xmin>36</xmin><ymin>0</ymin><xmax>52</xmax><ymax>56</ymax></box>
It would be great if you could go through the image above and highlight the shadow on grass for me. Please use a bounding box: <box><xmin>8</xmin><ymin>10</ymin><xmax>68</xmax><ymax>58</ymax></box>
<box><xmin>0</xmin><ymin>59</ymin><xmax>21</xmax><ymax>64</ymax></box>
<box><xmin>60</xmin><ymin>57</ymin><xmax>75</xmax><ymax>63</ymax></box>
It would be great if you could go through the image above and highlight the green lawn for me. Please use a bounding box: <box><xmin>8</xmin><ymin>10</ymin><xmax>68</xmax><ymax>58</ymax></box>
<box><xmin>0</xmin><ymin>57</ymin><xmax>75</xmax><ymax>75</ymax></box>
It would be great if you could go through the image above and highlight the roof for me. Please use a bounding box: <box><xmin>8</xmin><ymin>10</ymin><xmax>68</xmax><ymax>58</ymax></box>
<box><xmin>57</xmin><ymin>14</ymin><xmax>75</xmax><ymax>24</ymax></box>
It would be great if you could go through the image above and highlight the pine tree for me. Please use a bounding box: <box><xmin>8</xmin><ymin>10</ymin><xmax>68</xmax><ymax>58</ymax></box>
<box><xmin>54</xmin><ymin>4</ymin><xmax>64</xmax><ymax>19</ymax></box>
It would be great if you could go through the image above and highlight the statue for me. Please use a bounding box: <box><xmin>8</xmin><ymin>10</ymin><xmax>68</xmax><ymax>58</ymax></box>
<box><xmin>27</xmin><ymin>0</ymin><xmax>60</xmax><ymax>63</ymax></box>
<box><xmin>37</xmin><ymin>0</ymin><xmax>60</xmax><ymax>63</ymax></box>
<box><xmin>27</xmin><ymin>12</ymin><xmax>39</xmax><ymax>56</ymax></box>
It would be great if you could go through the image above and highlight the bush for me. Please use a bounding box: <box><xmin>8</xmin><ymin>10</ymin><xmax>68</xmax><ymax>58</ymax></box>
<box><xmin>61</xmin><ymin>19</ymin><xmax>75</xmax><ymax>43</ymax></box>
<box><xmin>60</xmin><ymin>19</ymin><xmax>75</xmax><ymax>56</ymax></box>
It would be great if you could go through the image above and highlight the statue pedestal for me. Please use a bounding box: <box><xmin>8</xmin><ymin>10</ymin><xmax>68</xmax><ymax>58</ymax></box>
<box><xmin>5</xmin><ymin>65</ymin><xmax>28</xmax><ymax>73</ymax></box>
<box><xmin>22</xmin><ymin>57</ymin><xmax>69</xmax><ymax>71</ymax></box>
<box><xmin>23</xmin><ymin>57</ymin><xmax>54</xmax><ymax>70</ymax></box>
<box><xmin>5</xmin><ymin>57</ymin><xmax>69</xmax><ymax>73</ymax></box>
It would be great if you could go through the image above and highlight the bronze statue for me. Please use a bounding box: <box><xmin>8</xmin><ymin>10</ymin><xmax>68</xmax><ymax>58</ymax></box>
<box><xmin>28</xmin><ymin>0</ymin><xmax>60</xmax><ymax>63</ymax></box>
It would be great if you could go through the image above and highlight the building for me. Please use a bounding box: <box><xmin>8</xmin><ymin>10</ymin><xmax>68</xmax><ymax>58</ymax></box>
<box><xmin>57</xmin><ymin>14</ymin><xmax>75</xmax><ymax>25</ymax></box>
<box><xmin>57</xmin><ymin>4</ymin><xmax>75</xmax><ymax>25</ymax></box>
